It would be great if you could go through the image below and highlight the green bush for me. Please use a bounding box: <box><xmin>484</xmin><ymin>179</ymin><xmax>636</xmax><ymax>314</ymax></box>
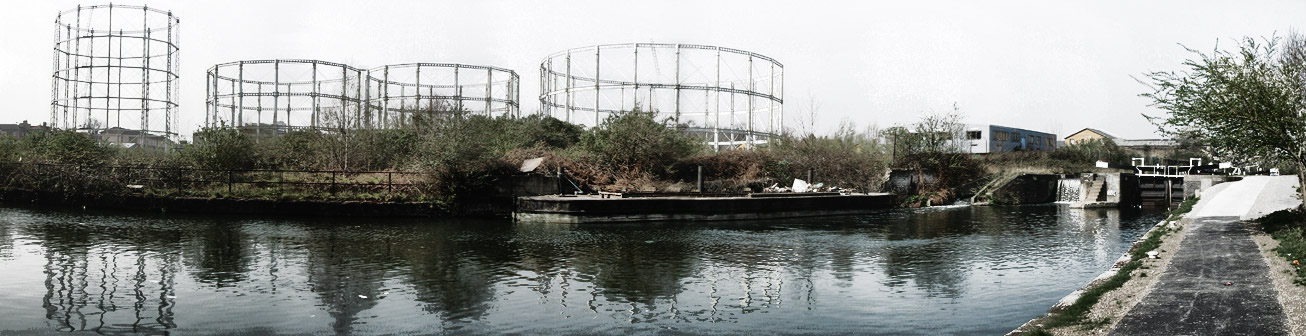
<box><xmin>1050</xmin><ymin>139</ymin><xmax>1129</xmax><ymax>166</ymax></box>
<box><xmin>580</xmin><ymin>108</ymin><xmax>701</xmax><ymax>179</ymax></box>
<box><xmin>186</xmin><ymin>127</ymin><xmax>256</xmax><ymax>171</ymax></box>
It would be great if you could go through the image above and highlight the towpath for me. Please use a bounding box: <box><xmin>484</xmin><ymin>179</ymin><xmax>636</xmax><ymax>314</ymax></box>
<box><xmin>1110</xmin><ymin>176</ymin><xmax>1298</xmax><ymax>335</ymax></box>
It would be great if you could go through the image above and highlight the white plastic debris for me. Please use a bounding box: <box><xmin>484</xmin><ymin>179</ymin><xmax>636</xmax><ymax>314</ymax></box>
<box><xmin>1146</xmin><ymin>251</ymin><xmax>1159</xmax><ymax>259</ymax></box>
<box><xmin>358</xmin><ymin>295</ymin><xmax>368</xmax><ymax>299</ymax></box>
<box><xmin>792</xmin><ymin>179</ymin><xmax>810</xmax><ymax>193</ymax></box>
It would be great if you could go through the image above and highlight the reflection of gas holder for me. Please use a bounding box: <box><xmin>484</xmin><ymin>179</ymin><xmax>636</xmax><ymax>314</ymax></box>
<box><xmin>42</xmin><ymin>248</ymin><xmax>178</xmax><ymax>332</ymax></box>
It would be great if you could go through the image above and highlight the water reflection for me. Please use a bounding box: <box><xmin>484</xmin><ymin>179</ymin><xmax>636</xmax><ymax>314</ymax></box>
<box><xmin>0</xmin><ymin>205</ymin><xmax>1163</xmax><ymax>335</ymax></box>
<box><xmin>29</xmin><ymin>218</ymin><xmax>180</xmax><ymax>333</ymax></box>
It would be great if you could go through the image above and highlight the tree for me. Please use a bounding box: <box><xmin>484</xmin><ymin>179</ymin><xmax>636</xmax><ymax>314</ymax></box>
<box><xmin>1140</xmin><ymin>33</ymin><xmax>1306</xmax><ymax>208</ymax></box>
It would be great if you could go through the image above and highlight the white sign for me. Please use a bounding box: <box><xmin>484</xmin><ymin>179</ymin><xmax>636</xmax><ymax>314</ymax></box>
<box><xmin>1095</xmin><ymin>161</ymin><xmax>1109</xmax><ymax>168</ymax></box>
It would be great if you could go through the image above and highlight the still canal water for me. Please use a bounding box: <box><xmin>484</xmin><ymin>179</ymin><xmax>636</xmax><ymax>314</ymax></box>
<box><xmin>0</xmin><ymin>205</ymin><xmax>1163</xmax><ymax>335</ymax></box>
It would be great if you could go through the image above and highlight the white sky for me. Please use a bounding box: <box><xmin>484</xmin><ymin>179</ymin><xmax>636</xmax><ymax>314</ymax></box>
<box><xmin>3</xmin><ymin>0</ymin><xmax>1304</xmax><ymax>140</ymax></box>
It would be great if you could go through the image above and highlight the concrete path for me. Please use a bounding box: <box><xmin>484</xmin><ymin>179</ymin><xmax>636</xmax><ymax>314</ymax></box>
<box><xmin>1110</xmin><ymin>176</ymin><xmax>1299</xmax><ymax>335</ymax></box>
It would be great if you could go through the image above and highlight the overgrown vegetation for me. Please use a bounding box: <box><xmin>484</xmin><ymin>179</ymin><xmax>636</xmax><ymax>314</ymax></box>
<box><xmin>1258</xmin><ymin>209</ymin><xmax>1306</xmax><ymax>286</ymax></box>
<box><xmin>0</xmin><ymin>100</ymin><xmax>1130</xmax><ymax>213</ymax></box>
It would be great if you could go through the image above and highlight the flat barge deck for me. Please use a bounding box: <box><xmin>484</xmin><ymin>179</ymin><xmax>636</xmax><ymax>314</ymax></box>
<box><xmin>514</xmin><ymin>192</ymin><xmax>898</xmax><ymax>224</ymax></box>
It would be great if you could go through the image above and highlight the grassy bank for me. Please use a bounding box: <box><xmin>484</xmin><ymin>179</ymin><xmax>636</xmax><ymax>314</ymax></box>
<box><xmin>1258</xmin><ymin>209</ymin><xmax>1306</xmax><ymax>285</ymax></box>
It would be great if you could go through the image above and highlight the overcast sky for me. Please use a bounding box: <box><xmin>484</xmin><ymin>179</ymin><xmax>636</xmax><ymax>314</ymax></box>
<box><xmin>3</xmin><ymin>0</ymin><xmax>1304</xmax><ymax>140</ymax></box>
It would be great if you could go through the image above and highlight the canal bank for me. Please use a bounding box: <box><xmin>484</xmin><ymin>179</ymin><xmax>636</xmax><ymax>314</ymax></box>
<box><xmin>1012</xmin><ymin>176</ymin><xmax>1305</xmax><ymax>335</ymax></box>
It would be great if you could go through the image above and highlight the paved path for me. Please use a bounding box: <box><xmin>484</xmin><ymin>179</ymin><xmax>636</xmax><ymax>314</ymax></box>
<box><xmin>1111</xmin><ymin>176</ymin><xmax>1299</xmax><ymax>335</ymax></box>
<box><xmin>1109</xmin><ymin>216</ymin><xmax>1288</xmax><ymax>335</ymax></box>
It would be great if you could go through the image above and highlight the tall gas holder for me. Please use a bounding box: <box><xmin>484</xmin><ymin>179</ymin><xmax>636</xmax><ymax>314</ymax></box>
<box><xmin>540</xmin><ymin>43</ymin><xmax>783</xmax><ymax>150</ymax></box>
<box><xmin>50</xmin><ymin>4</ymin><xmax>180</xmax><ymax>138</ymax></box>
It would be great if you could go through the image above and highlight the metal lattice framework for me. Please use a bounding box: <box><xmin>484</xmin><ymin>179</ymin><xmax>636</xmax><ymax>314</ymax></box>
<box><xmin>50</xmin><ymin>4</ymin><xmax>180</xmax><ymax>138</ymax></box>
<box><xmin>540</xmin><ymin>43</ymin><xmax>783</xmax><ymax>149</ymax></box>
<box><xmin>366</xmin><ymin>63</ymin><xmax>520</xmax><ymax>127</ymax></box>
<box><xmin>206</xmin><ymin>59</ymin><xmax>366</xmax><ymax>135</ymax></box>
<box><xmin>206</xmin><ymin>60</ymin><xmax>520</xmax><ymax>134</ymax></box>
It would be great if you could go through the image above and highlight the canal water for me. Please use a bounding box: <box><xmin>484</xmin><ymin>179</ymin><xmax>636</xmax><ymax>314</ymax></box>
<box><xmin>0</xmin><ymin>205</ymin><xmax>1163</xmax><ymax>335</ymax></box>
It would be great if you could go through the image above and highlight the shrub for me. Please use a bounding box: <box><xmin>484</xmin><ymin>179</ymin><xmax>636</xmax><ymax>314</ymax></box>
<box><xmin>1050</xmin><ymin>139</ymin><xmax>1129</xmax><ymax>166</ymax></box>
<box><xmin>186</xmin><ymin>127</ymin><xmax>256</xmax><ymax>171</ymax></box>
<box><xmin>580</xmin><ymin>108</ymin><xmax>701</xmax><ymax>179</ymax></box>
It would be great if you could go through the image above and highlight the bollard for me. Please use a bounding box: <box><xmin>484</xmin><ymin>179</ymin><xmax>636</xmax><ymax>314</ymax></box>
<box><xmin>807</xmin><ymin>168</ymin><xmax>814</xmax><ymax>184</ymax></box>
<box><xmin>696</xmin><ymin>165</ymin><xmax>703</xmax><ymax>193</ymax></box>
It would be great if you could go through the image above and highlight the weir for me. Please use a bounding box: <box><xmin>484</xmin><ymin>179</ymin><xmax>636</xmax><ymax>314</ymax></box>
<box><xmin>1056</xmin><ymin>177</ymin><xmax>1080</xmax><ymax>203</ymax></box>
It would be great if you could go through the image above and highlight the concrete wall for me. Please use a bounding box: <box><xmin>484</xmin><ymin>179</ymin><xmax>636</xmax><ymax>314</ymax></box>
<box><xmin>883</xmin><ymin>170</ymin><xmax>938</xmax><ymax>195</ymax></box>
<box><xmin>1183</xmin><ymin>175</ymin><xmax>1240</xmax><ymax>199</ymax></box>
<box><xmin>989</xmin><ymin>174</ymin><xmax>1061</xmax><ymax>204</ymax></box>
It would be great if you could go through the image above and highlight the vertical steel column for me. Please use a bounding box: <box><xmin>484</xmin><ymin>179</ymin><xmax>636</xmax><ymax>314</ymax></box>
<box><xmin>256</xmin><ymin>82</ymin><xmax>263</xmax><ymax>137</ymax></box>
<box><xmin>207</xmin><ymin>67</ymin><xmax>215</xmax><ymax>126</ymax></box>
<box><xmin>454</xmin><ymin>65</ymin><xmax>462</xmax><ymax>112</ymax></box>
<box><xmin>238</xmin><ymin>62</ymin><xmax>244</xmax><ymax>126</ymax></box>
<box><xmin>340</xmin><ymin>66</ymin><xmax>347</xmax><ymax>128</ymax></box>
<box><xmin>565</xmin><ymin>51</ymin><xmax>572</xmax><ymax>122</ymax></box>
<box><xmin>273</xmin><ymin>60</ymin><xmax>280</xmax><ymax>130</ymax></box>
<box><xmin>594</xmin><ymin>47</ymin><xmax>600</xmax><ymax>124</ymax></box>
<box><xmin>674</xmin><ymin>44</ymin><xmax>681</xmax><ymax>124</ymax></box>
<box><xmin>105</xmin><ymin>5</ymin><xmax>113</xmax><ymax>125</ymax></box>
<box><xmin>50</xmin><ymin>15</ymin><xmax>61</xmax><ymax>127</ymax></box>
<box><xmin>117</xmin><ymin>29</ymin><xmax>125</xmax><ymax>128</ymax></box>
<box><xmin>355</xmin><ymin>67</ymin><xmax>362</xmax><ymax>129</ymax></box>
<box><xmin>543</xmin><ymin>59</ymin><xmax>551</xmax><ymax>116</ymax></box>
<box><xmin>312</xmin><ymin>62</ymin><xmax>318</xmax><ymax>128</ymax></box>
<box><xmin>486</xmin><ymin>67</ymin><xmax>493</xmax><ymax>116</ymax></box>
<box><xmin>141</xmin><ymin>7</ymin><xmax>151</xmax><ymax>134</ymax></box>
<box><xmin>415</xmin><ymin>63</ymin><xmax>422</xmax><ymax>111</ymax></box>
<box><xmin>70</xmin><ymin>6</ymin><xmax>82</xmax><ymax>129</ymax></box>
<box><xmin>382</xmin><ymin>65</ymin><xmax>389</xmax><ymax>127</ymax></box>
<box><xmin>633</xmin><ymin>45</ymin><xmax>639</xmax><ymax>109</ymax></box>
<box><xmin>747</xmin><ymin>56</ymin><xmax>754</xmax><ymax>148</ymax></box>
<box><xmin>514</xmin><ymin>73</ymin><xmax>520</xmax><ymax>117</ymax></box>
<box><xmin>778</xmin><ymin>66</ymin><xmax>784</xmax><ymax>135</ymax></box>
<box><xmin>164</xmin><ymin>10</ymin><xmax>176</xmax><ymax>136</ymax></box>
<box><xmin>713</xmin><ymin>47</ymin><xmax>721</xmax><ymax>152</ymax></box>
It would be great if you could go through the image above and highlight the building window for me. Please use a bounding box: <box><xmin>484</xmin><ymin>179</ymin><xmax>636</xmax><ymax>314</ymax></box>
<box><xmin>966</xmin><ymin>130</ymin><xmax>981</xmax><ymax>140</ymax></box>
<box><xmin>1010</xmin><ymin>133</ymin><xmax>1021</xmax><ymax>143</ymax></box>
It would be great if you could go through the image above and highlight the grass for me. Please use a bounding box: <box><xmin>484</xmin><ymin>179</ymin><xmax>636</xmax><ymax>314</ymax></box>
<box><xmin>1257</xmin><ymin>209</ymin><xmax>1306</xmax><ymax>286</ymax></box>
<box><xmin>1023</xmin><ymin>197</ymin><xmax>1198</xmax><ymax>335</ymax></box>
<box><xmin>1167</xmin><ymin>197</ymin><xmax>1199</xmax><ymax>222</ymax></box>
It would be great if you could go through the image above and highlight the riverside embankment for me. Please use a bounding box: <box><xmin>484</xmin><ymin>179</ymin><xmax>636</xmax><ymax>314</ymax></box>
<box><xmin>1014</xmin><ymin>176</ymin><xmax>1304</xmax><ymax>335</ymax></box>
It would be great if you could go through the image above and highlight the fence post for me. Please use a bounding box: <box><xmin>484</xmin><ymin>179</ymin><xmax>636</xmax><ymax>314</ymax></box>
<box><xmin>227</xmin><ymin>170</ymin><xmax>233</xmax><ymax>194</ymax></box>
<box><xmin>331</xmin><ymin>171</ymin><xmax>337</xmax><ymax>194</ymax></box>
<box><xmin>388</xmin><ymin>172</ymin><xmax>393</xmax><ymax>193</ymax></box>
